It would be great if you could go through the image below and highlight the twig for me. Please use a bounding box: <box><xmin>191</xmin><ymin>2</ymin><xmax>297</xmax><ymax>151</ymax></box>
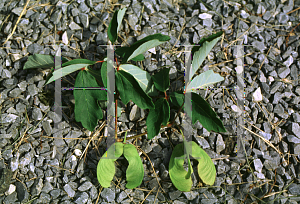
<box><xmin>285</xmin><ymin>22</ymin><xmax>300</xmax><ymax>46</ymax></box>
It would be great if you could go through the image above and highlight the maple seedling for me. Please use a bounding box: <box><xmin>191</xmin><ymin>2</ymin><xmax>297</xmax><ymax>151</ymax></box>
<box><xmin>23</xmin><ymin>7</ymin><xmax>226</xmax><ymax>191</ymax></box>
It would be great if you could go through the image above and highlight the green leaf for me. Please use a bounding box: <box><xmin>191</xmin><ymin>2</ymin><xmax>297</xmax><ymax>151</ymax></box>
<box><xmin>115</xmin><ymin>47</ymin><xmax>128</xmax><ymax>58</ymax></box>
<box><xmin>61</xmin><ymin>58</ymin><xmax>97</xmax><ymax>67</ymax></box>
<box><xmin>183</xmin><ymin>140</ymin><xmax>193</xmax><ymax>179</ymax></box>
<box><xmin>151</xmin><ymin>68</ymin><xmax>170</xmax><ymax>92</ymax></box>
<box><xmin>169</xmin><ymin>143</ymin><xmax>193</xmax><ymax>192</ymax></box>
<box><xmin>97</xmin><ymin>142</ymin><xmax>124</xmax><ymax>188</ymax></box>
<box><xmin>23</xmin><ymin>54</ymin><xmax>69</xmax><ymax>70</ymax></box>
<box><xmin>123</xmin><ymin>144</ymin><xmax>144</xmax><ymax>189</ymax></box>
<box><xmin>115</xmin><ymin>69</ymin><xmax>155</xmax><ymax>110</ymax></box>
<box><xmin>169</xmin><ymin>91</ymin><xmax>184</xmax><ymax>109</ymax></box>
<box><xmin>101</xmin><ymin>61</ymin><xmax>108</xmax><ymax>88</ymax></box>
<box><xmin>191</xmin><ymin>31</ymin><xmax>224</xmax><ymax>55</ymax></box>
<box><xmin>186</xmin><ymin>70</ymin><xmax>224</xmax><ymax>93</ymax></box>
<box><xmin>130</xmin><ymin>54</ymin><xmax>145</xmax><ymax>61</ymax></box>
<box><xmin>45</xmin><ymin>63</ymin><xmax>93</xmax><ymax>85</ymax></box>
<box><xmin>23</xmin><ymin>54</ymin><xmax>56</xmax><ymax>69</ymax></box>
<box><xmin>118</xmin><ymin>64</ymin><xmax>159</xmax><ymax>97</ymax></box>
<box><xmin>146</xmin><ymin>98</ymin><xmax>170</xmax><ymax>139</ymax></box>
<box><xmin>190</xmin><ymin>31</ymin><xmax>223</xmax><ymax>80</ymax></box>
<box><xmin>189</xmin><ymin>141</ymin><xmax>216</xmax><ymax>186</ymax></box>
<box><xmin>86</xmin><ymin>68</ymin><xmax>105</xmax><ymax>87</ymax></box>
<box><xmin>116</xmin><ymin>33</ymin><xmax>170</xmax><ymax>64</ymax></box>
<box><xmin>107</xmin><ymin>8</ymin><xmax>127</xmax><ymax>44</ymax></box>
<box><xmin>186</xmin><ymin>92</ymin><xmax>226</xmax><ymax>133</ymax></box>
<box><xmin>74</xmin><ymin>70</ymin><xmax>107</xmax><ymax>131</ymax></box>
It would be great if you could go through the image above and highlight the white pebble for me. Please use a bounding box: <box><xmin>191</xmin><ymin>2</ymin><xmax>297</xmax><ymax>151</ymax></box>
<box><xmin>253</xmin><ymin>87</ymin><xmax>262</xmax><ymax>102</ymax></box>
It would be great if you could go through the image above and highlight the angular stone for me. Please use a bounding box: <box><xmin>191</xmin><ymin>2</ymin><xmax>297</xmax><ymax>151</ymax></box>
<box><xmin>252</xmin><ymin>41</ymin><xmax>266</xmax><ymax>51</ymax></box>
<box><xmin>216</xmin><ymin>134</ymin><xmax>225</xmax><ymax>153</ymax></box>
<box><xmin>50</xmin><ymin>10</ymin><xmax>62</xmax><ymax>24</ymax></box>
<box><xmin>79</xmin><ymin>13</ymin><xmax>89</xmax><ymax>28</ymax></box>
<box><xmin>254</xmin><ymin>158</ymin><xmax>263</xmax><ymax>172</ymax></box>
<box><xmin>199</xmin><ymin>13</ymin><xmax>212</xmax><ymax>19</ymax></box>
<box><xmin>169</xmin><ymin>190</ymin><xmax>182</xmax><ymax>200</ymax></box>
<box><xmin>69</xmin><ymin>21</ymin><xmax>82</xmax><ymax>30</ymax></box>
<box><xmin>78</xmin><ymin>181</ymin><xmax>93</xmax><ymax>191</ymax></box>
<box><xmin>64</xmin><ymin>184</ymin><xmax>75</xmax><ymax>197</ymax></box>
<box><xmin>32</xmin><ymin>108</ymin><xmax>43</xmax><ymax>120</ymax></box>
<box><xmin>288</xmin><ymin>123</ymin><xmax>300</xmax><ymax>138</ymax></box>
<box><xmin>273</xmin><ymin>104</ymin><xmax>284</xmax><ymax>114</ymax></box>
<box><xmin>278</xmin><ymin>67</ymin><xmax>290</xmax><ymax>78</ymax></box>
<box><xmin>283</xmin><ymin>56</ymin><xmax>293</xmax><ymax>67</ymax></box>
<box><xmin>75</xmin><ymin>192</ymin><xmax>89</xmax><ymax>203</ymax></box>
<box><xmin>101</xmin><ymin>188</ymin><xmax>115</xmax><ymax>202</ymax></box>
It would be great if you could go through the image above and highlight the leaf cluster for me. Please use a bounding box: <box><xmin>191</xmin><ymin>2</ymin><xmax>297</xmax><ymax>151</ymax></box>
<box><xmin>23</xmin><ymin>7</ymin><xmax>227</xmax><ymax>191</ymax></box>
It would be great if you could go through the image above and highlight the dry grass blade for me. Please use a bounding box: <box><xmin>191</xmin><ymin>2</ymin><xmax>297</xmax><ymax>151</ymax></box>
<box><xmin>241</xmin><ymin>123</ymin><xmax>283</xmax><ymax>156</ymax></box>
<box><xmin>2</xmin><ymin>0</ymin><xmax>31</xmax><ymax>46</ymax></box>
<box><xmin>138</xmin><ymin>147</ymin><xmax>166</xmax><ymax>194</ymax></box>
<box><xmin>79</xmin><ymin>120</ymin><xmax>106</xmax><ymax>161</ymax></box>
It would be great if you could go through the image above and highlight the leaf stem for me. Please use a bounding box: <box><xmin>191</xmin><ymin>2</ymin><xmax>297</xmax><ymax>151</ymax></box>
<box><xmin>123</xmin><ymin>130</ymin><xmax>128</xmax><ymax>144</ymax></box>
<box><xmin>115</xmin><ymin>56</ymin><xmax>119</xmax><ymax>71</ymax></box>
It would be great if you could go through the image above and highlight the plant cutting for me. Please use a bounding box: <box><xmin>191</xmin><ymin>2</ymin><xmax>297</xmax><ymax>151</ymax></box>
<box><xmin>23</xmin><ymin>7</ymin><xmax>227</xmax><ymax>191</ymax></box>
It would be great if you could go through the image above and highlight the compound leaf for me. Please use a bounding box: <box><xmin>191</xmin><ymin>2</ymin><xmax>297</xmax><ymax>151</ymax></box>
<box><xmin>97</xmin><ymin>142</ymin><xmax>124</xmax><ymax>188</ymax></box>
<box><xmin>123</xmin><ymin>144</ymin><xmax>144</xmax><ymax>189</ymax></box>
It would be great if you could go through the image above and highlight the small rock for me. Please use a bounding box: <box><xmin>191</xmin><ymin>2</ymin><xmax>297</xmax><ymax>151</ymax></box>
<box><xmin>252</xmin><ymin>87</ymin><xmax>262</xmax><ymax>102</ymax></box>
<box><xmin>11</xmin><ymin>7</ymin><xmax>24</xmax><ymax>16</ymax></box>
<box><xmin>169</xmin><ymin>190</ymin><xmax>182</xmax><ymax>200</ymax></box>
<box><xmin>32</xmin><ymin>108</ymin><xmax>43</xmax><ymax>120</ymax></box>
<box><xmin>75</xmin><ymin>192</ymin><xmax>89</xmax><ymax>203</ymax></box>
<box><xmin>78</xmin><ymin>181</ymin><xmax>93</xmax><ymax>191</ymax></box>
<box><xmin>287</xmin><ymin>134</ymin><xmax>300</xmax><ymax>144</ymax></box>
<box><xmin>64</xmin><ymin>184</ymin><xmax>75</xmax><ymax>197</ymax></box>
<box><xmin>79</xmin><ymin>13</ymin><xmax>89</xmax><ymax>28</ymax></box>
<box><xmin>183</xmin><ymin>191</ymin><xmax>199</xmax><ymax>200</ymax></box>
<box><xmin>4</xmin><ymin>184</ymin><xmax>16</xmax><ymax>196</ymax></box>
<box><xmin>101</xmin><ymin>188</ymin><xmax>115</xmax><ymax>202</ymax></box>
<box><xmin>276</xmin><ymin>13</ymin><xmax>289</xmax><ymax>24</ymax></box>
<box><xmin>50</xmin><ymin>10</ymin><xmax>62</xmax><ymax>24</ymax></box>
<box><xmin>278</xmin><ymin>67</ymin><xmax>290</xmax><ymax>78</ymax></box>
<box><xmin>216</xmin><ymin>134</ymin><xmax>225</xmax><ymax>153</ymax></box>
<box><xmin>252</xmin><ymin>41</ymin><xmax>266</xmax><ymax>51</ymax></box>
<box><xmin>288</xmin><ymin>183</ymin><xmax>300</xmax><ymax>195</ymax></box>
<box><xmin>283</xmin><ymin>56</ymin><xmax>293</xmax><ymax>67</ymax></box>
<box><xmin>288</xmin><ymin>123</ymin><xmax>300</xmax><ymax>138</ymax></box>
<box><xmin>273</xmin><ymin>104</ymin><xmax>284</xmax><ymax>114</ymax></box>
<box><xmin>254</xmin><ymin>158</ymin><xmax>263</xmax><ymax>172</ymax></box>
<box><xmin>69</xmin><ymin>21</ymin><xmax>82</xmax><ymax>30</ymax></box>
<box><xmin>199</xmin><ymin>13</ymin><xmax>212</xmax><ymax>19</ymax></box>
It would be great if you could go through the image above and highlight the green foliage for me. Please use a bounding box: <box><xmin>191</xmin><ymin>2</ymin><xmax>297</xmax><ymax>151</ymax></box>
<box><xmin>97</xmin><ymin>142</ymin><xmax>144</xmax><ymax>189</ymax></box>
<box><xmin>169</xmin><ymin>141</ymin><xmax>216</xmax><ymax>191</ymax></box>
<box><xmin>23</xmin><ymin>7</ymin><xmax>226</xmax><ymax>192</ymax></box>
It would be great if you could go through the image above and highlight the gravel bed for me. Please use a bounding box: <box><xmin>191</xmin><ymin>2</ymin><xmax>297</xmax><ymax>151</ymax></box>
<box><xmin>0</xmin><ymin>0</ymin><xmax>300</xmax><ymax>203</ymax></box>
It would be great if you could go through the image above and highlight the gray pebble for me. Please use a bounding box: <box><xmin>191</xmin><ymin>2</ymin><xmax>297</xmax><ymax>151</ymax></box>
<box><xmin>64</xmin><ymin>184</ymin><xmax>75</xmax><ymax>198</ymax></box>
